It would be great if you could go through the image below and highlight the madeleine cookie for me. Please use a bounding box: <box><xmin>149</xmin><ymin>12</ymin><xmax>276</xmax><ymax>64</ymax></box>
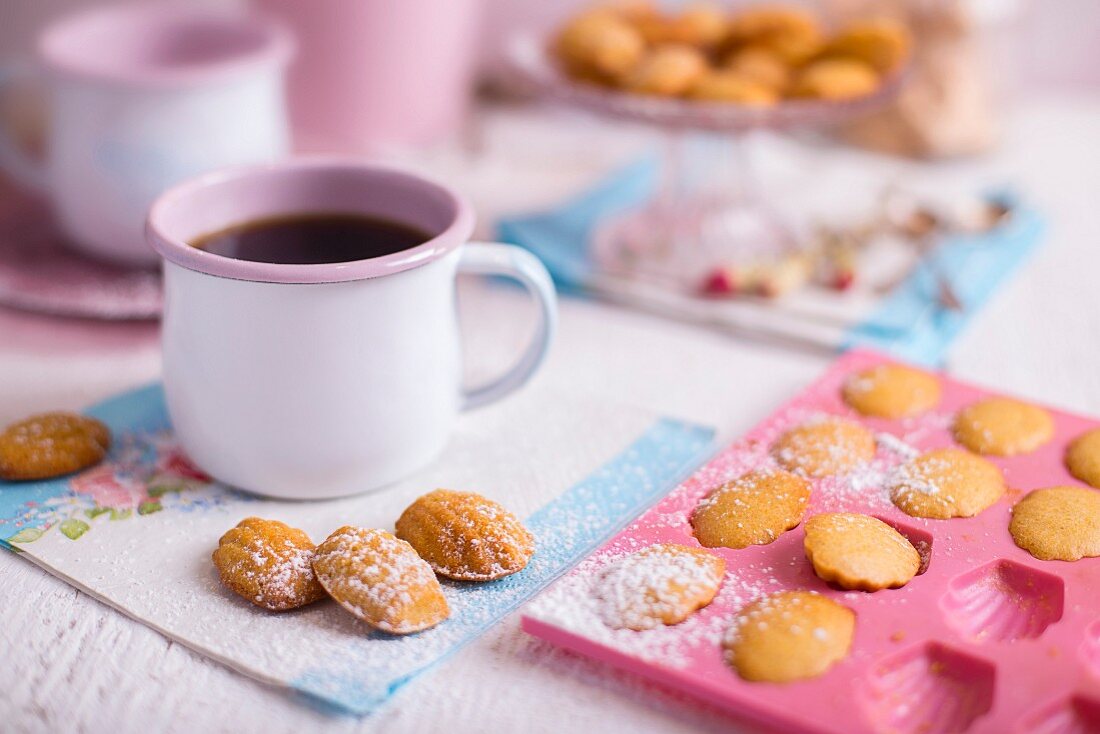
<box><xmin>395</xmin><ymin>489</ymin><xmax>534</xmax><ymax>581</ymax></box>
<box><xmin>1067</xmin><ymin>429</ymin><xmax>1100</xmax><ymax>488</ymax></box>
<box><xmin>954</xmin><ymin>397</ymin><xmax>1054</xmax><ymax>456</ymax></box>
<box><xmin>791</xmin><ymin>59</ymin><xmax>879</xmax><ymax>101</ymax></box>
<box><xmin>0</xmin><ymin>412</ymin><xmax>111</xmax><ymax>481</ymax></box>
<box><xmin>554</xmin><ymin>10</ymin><xmax>646</xmax><ymax>82</ymax></box>
<box><xmin>727</xmin><ymin>6</ymin><xmax>823</xmax><ymax>65</ymax></box>
<box><xmin>842</xmin><ymin>364</ymin><xmax>941</xmax><ymax>419</ymax></box>
<box><xmin>691</xmin><ymin>469</ymin><xmax>811</xmax><ymax>549</ymax></box>
<box><xmin>632</xmin><ymin>3</ymin><xmax>729</xmax><ymax>48</ymax></box>
<box><xmin>723</xmin><ymin>45</ymin><xmax>792</xmax><ymax>92</ymax></box>
<box><xmin>595</xmin><ymin>544</ymin><xmax>725</xmax><ymax>630</ymax></box>
<box><xmin>1010</xmin><ymin>486</ymin><xmax>1100</xmax><ymax>561</ymax></box>
<box><xmin>727</xmin><ymin>5</ymin><xmax>821</xmax><ymax>43</ymax></box>
<box><xmin>624</xmin><ymin>44</ymin><xmax>708</xmax><ymax>96</ymax></box>
<box><xmin>724</xmin><ymin>590</ymin><xmax>855</xmax><ymax>683</ymax></box>
<box><xmin>687</xmin><ymin>71</ymin><xmax>778</xmax><ymax>105</ymax></box>
<box><xmin>212</xmin><ymin>517</ymin><xmax>326</xmax><ymax>611</ymax></box>
<box><xmin>822</xmin><ymin>18</ymin><xmax>912</xmax><ymax>74</ymax></box>
<box><xmin>803</xmin><ymin>513</ymin><xmax>920</xmax><ymax>591</ymax></box>
<box><xmin>772</xmin><ymin>417</ymin><xmax>876</xmax><ymax>477</ymax></box>
<box><xmin>890</xmin><ymin>448</ymin><xmax>1005</xmax><ymax>519</ymax></box>
<box><xmin>312</xmin><ymin>527</ymin><xmax>449</xmax><ymax>634</ymax></box>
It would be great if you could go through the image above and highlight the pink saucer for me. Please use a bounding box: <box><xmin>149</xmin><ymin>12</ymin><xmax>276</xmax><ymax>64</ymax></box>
<box><xmin>0</xmin><ymin>180</ymin><xmax>161</xmax><ymax>320</ymax></box>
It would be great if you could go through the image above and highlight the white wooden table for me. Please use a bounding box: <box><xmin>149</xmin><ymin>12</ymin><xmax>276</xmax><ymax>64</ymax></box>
<box><xmin>2</xmin><ymin>96</ymin><xmax>1098</xmax><ymax>734</ymax></box>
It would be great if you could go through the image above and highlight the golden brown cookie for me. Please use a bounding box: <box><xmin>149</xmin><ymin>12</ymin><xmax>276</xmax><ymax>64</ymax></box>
<box><xmin>803</xmin><ymin>513</ymin><xmax>920</xmax><ymax>591</ymax></box>
<box><xmin>954</xmin><ymin>397</ymin><xmax>1054</xmax><ymax>456</ymax></box>
<box><xmin>691</xmin><ymin>468</ymin><xmax>811</xmax><ymax>549</ymax></box>
<box><xmin>0</xmin><ymin>412</ymin><xmax>111</xmax><ymax>481</ymax></box>
<box><xmin>1010</xmin><ymin>486</ymin><xmax>1100</xmax><ymax>561</ymax></box>
<box><xmin>772</xmin><ymin>417</ymin><xmax>876</xmax><ymax>477</ymax></box>
<box><xmin>554</xmin><ymin>10</ymin><xmax>646</xmax><ymax>83</ymax></box>
<box><xmin>1066</xmin><ymin>428</ymin><xmax>1100</xmax><ymax>489</ymax></box>
<box><xmin>822</xmin><ymin>18</ymin><xmax>912</xmax><ymax>74</ymax></box>
<box><xmin>395</xmin><ymin>489</ymin><xmax>534</xmax><ymax>581</ymax></box>
<box><xmin>595</xmin><ymin>544</ymin><xmax>725</xmax><ymax>630</ymax></box>
<box><xmin>632</xmin><ymin>3</ymin><xmax>728</xmax><ymax>48</ymax></box>
<box><xmin>724</xmin><ymin>590</ymin><xmax>855</xmax><ymax>682</ymax></box>
<box><xmin>624</xmin><ymin>44</ymin><xmax>709</xmax><ymax>96</ymax></box>
<box><xmin>890</xmin><ymin>448</ymin><xmax>1005</xmax><ymax>519</ymax></box>
<box><xmin>791</xmin><ymin>59</ymin><xmax>879</xmax><ymax>100</ymax></box>
<box><xmin>723</xmin><ymin>45</ymin><xmax>792</xmax><ymax>92</ymax></box>
<box><xmin>212</xmin><ymin>517</ymin><xmax>326</xmax><ymax>611</ymax></box>
<box><xmin>841</xmin><ymin>364</ymin><xmax>941</xmax><ymax>419</ymax></box>
<box><xmin>312</xmin><ymin>526</ymin><xmax>449</xmax><ymax>634</ymax></box>
<box><xmin>686</xmin><ymin>70</ymin><xmax>778</xmax><ymax>105</ymax></box>
<box><xmin>727</xmin><ymin>6</ymin><xmax>823</xmax><ymax>65</ymax></box>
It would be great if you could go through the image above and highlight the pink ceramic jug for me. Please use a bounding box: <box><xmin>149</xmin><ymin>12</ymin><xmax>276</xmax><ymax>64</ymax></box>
<box><xmin>253</xmin><ymin>0</ymin><xmax>482</xmax><ymax>153</ymax></box>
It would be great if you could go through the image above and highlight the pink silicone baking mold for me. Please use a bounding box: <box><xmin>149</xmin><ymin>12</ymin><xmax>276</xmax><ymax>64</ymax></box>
<box><xmin>522</xmin><ymin>349</ymin><xmax>1100</xmax><ymax>734</ymax></box>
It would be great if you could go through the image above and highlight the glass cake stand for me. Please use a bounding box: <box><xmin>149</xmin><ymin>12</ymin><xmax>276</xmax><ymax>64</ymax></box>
<box><xmin>508</xmin><ymin>35</ymin><xmax>906</xmax><ymax>293</ymax></box>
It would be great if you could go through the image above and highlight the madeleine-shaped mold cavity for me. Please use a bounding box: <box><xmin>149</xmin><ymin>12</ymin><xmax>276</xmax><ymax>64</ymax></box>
<box><xmin>874</xmin><ymin>515</ymin><xmax>933</xmax><ymax>575</ymax></box>
<box><xmin>941</xmin><ymin>559</ymin><xmax>1064</xmax><ymax>642</ymax></box>
<box><xmin>1017</xmin><ymin>695</ymin><xmax>1100</xmax><ymax>734</ymax></box>
<box><xmin>1079</xmin><ymin>620</ymin><xmax>1100</xmax><ymax>680</ymax></box>
<box><xmin>859</xmin><ymin>642</ymin><xmax>996</xmax><ymax>734</ymax></box>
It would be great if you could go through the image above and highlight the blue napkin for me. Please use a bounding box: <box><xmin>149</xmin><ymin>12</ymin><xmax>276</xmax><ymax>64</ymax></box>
<box><xmin>498</xmin><ymin>160</ymin><xmax>1045</xmax><ymax>367</ymax></box>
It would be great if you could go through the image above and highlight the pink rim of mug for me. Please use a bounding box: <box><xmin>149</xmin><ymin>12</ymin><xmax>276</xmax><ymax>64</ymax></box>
<box><xmin>38</xmin><ymin>3</ymin><xmax>294</xmax><ymax>88</ymax></box>
<box><xmin>146</xmin><ymin>159</ymin><xmax>478</xmax><ymax>285</ymax></box>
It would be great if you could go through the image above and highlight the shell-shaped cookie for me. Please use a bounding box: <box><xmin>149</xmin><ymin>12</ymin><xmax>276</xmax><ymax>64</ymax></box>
<box><xmin>727</xmin><ymin>6</ymin><xmax>823</xmax><ymax>65</ymax></box>
<box><xmin>212</xmin><ymin>517</ymin><xmax>326</xmax><ymax>611</ymax></box>
<box><xmin>724</xmin><ymin>590</ymin><xmax>855</xmax><ymax>683</ymax></box>
<box><xmin>841</xmin><ymin>364</ymin><xmax>941</xmax><ymax>419</ymax></box>
<box><xmin>554</xmin><ymin>10</ymin><xmax>646</xmax><ymax>81</ymax></box>
<box><xmin>1066</xmin><ymin>428</ymin><xmax>1100</xmax><ymax>489</ymax></box>
<box><xmin>723</xmin><ymin>46</ymin><xmax>792</xmax><ymax>92</ymax></box>
<box><xmin>687</xmin><ymin>70</ymin><xmax>778</xmax><ymax>105</ymax></box>
<box><xmin>772</xmin><ymin>416</ymin><xmax>876</xmax><ymax>478</ymax></box>
<box><xmin>0</xmin><ymin>412</ymin><xmax>111</xmax><ymax>480</ymax></box>
<box><xmin>1010</xmin><ymin>486</ymin><xmax>1100</xmax><ymax>561</ymax></box>
<box><xmin>624</xmin><ymin>44</ymin><xmax>709</xmax><ymax>96</ymax></box>
<box><xmin>954</xmin><ymin>397</ymin><xmax>1054</xmax><ymax>456</ymax></box>
<box><xmin>803</xmin><ymin>513</ymin><xmax>920</xmax><ymax>591</ymax></box>
<box><xmin>312</xmin><ymin>526</ymin><xmax>449</xmax><ymax>634</ymax></box>
<box><xmin>821</xmin><ymin>18</ymin><xmax>912</xmax><ymax>74</ymax></box>
<box><xmin>595</xmin><ymin>544</ymin><xmax>725</xmax><ymax>630</ymax></box>
<box><xmin>890</xmin><ymin>448</ymin><xmax>1005</xmax><ymax>519</ymax></box>
<box><xmin>791</xmin><ymin>58</ymin><xmax>879</xmax><ymax>101</ymax></box>
<box><xmin>691</xmin><ymin>468</ymin><xmax>811</xmax><ymax>549</ymax></box>
<box><xmin>395</xmin><ymin>490</ymin><xmax>534</xmax><ymax>581</ymax></box>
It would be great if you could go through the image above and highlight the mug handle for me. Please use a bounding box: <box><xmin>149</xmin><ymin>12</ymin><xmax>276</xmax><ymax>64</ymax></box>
<box><xmin>458</xmin><ymin>241</ymin><xmax>558</xmax><ymax>411</ymax></box>
<box><xmin>0</xmin><ymin>63</ymin><xmax>49</xmax><ymax>192</ymax></box>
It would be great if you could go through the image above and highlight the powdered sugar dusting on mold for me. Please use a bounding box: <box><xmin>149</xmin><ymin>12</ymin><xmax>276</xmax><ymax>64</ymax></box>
<box><xmin>523</xmin><ymin>351</ymin><xmax>957</xmax><ymax>682</ymax></box>
<box><xmin>529</xmin><ymin>547</ymin><xmax>767</xmax><ymax>668</ymax></box>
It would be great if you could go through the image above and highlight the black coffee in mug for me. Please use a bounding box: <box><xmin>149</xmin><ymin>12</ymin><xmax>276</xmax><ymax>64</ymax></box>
<box><xmin>190</xmin><ymin>213</ymin><xmax>432</xmax><ymax>264</ymax></box>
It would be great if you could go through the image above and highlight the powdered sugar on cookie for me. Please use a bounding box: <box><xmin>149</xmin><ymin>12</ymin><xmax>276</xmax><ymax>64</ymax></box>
<box><xmin>595</xmin><ymin>544</ymin><xmax>725</xmax><ymax>630</ymax></box>
<box><xmin>312</xmin><ymin>526</ymin><xmax>450</xmax><ymax>634</ymax></box>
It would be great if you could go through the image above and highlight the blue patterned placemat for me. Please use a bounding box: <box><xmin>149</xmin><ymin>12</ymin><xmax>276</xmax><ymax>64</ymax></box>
<box><xmin>0</xmin><ymin>384</ymin><xmax>715</xmax><ymax>716</ymax></box>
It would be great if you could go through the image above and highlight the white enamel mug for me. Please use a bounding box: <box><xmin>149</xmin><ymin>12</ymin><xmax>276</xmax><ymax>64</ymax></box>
<box><xmin>0</xmin><ymin>4</ymin><xmax>293</xmax><ymax>265</ymax></box>
<box><xmin>147</xmin><ymin>161</ymin><xmax>557</xmax><ymax>499</ymax></box>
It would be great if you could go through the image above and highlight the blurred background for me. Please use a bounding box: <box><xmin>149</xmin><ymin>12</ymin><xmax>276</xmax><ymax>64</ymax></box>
<box><xmin>0</xmin><ymin>0</ymin><xmax>1097</xmax><ymax>398</ymax></box>
<box><xmin>4</xmin><ymin>0</ymin><xmax>1099</xmax><ymax>91</ymax></box>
